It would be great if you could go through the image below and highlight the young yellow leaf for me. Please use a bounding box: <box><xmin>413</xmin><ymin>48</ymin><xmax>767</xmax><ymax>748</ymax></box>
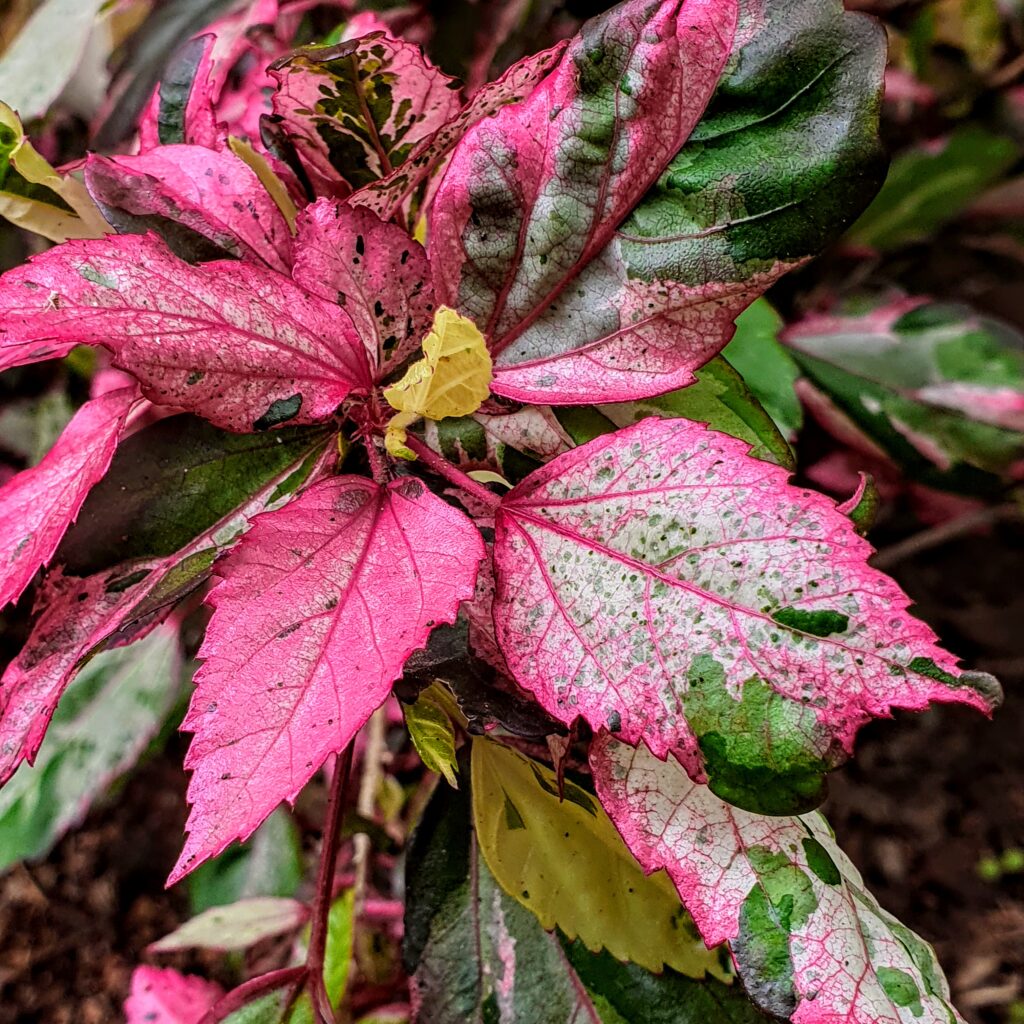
<box><xmin>403</xmin><ymin>685</ymin><xmax>460</xmax><ymax>788</ymax></box>
<box><xmin>383</xmin><ymin>307</ymin><xmax>492</xmax><ymax>458</ymax></box>
<box><xmin>471</xmin><ymin>738</ymin><xmax>733</xmax><ymax>980</ymax></box>
<box><xmin>0</xmin><ymin>102</ymin><xmax>109</xmax><ymax>242</ymax></box>
<box><xmin>228</xmin><ymin>136</ymin><xmax>299</xmax><ymax>234</ymax></box>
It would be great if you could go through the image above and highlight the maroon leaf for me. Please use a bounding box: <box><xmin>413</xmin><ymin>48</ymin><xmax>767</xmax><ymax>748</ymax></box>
<box><xmin>0</xmin><ymin>234</ymin><xmax>371</xmax><ymax>433</ymax></box>
<box><xmin>171</xmin><ymin>475</ymin><xmax>484</xmax><ymax>881</ymax></box>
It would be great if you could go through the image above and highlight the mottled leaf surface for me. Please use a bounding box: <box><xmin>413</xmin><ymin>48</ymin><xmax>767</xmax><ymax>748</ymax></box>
<box><xmin>472</xmin><ymin>738</ymin><xmax>729</xmax><ymax>978</ymax></box>
<box><xmin>0</xmin><ymin>625</ymin><xmax>181</xmax><ymax>871</ymax></box>
<box><xmin>786</xmin><ymin>297</ymin><xmax>1024</xmax><ymax>491</ymax></box>
<box><xmin>0</xmin><ymin>234</ymin><xmax>370</xmax><ymax>432</ymax></box>
<box><xmin>85</xmin><ymin>145</ymin><xmax>293</xmax><ymax>272</ymax></box>
<box><xmin>292</xmin><ymin>198</ymin><xmax>435</xmax><ymax>375</ymax></box>
<box><xmin>0</xmin><ymin>387</ymin><xmax>135</xmax><ymax>610</ymax></box>
<box><xmin>431</xmin><ymin>0</ymin><xmax>737</xmax><ymax>381</ymax></box>
<box><xmin>172</xmin><ymin>475</ymin><xmax>483</xmax><ymax>881</ymax></box>
<box><xmin>269</xmin><ymin>34</ymin><xmax>461</xmax><ymax>198</ymax></box>
<box><xmin>352</xmin><ymin>41</ymin><xmax>568</xmax><ymax>220</ymax></box>
<box><xmin>592</xmin><ymin>737</ymin><xmax>966</xmax><ymax>1024</ymax></box>
<box><xmin>493</xmin><ymin>418</ymin><xmax>999</xmax><ymax>814</ymax></box>
<box><xmin>125</xmin><ymin>966</ymin><xmax>223</xmax><ymax>1024</ymax></box>
<box><xmin>405</xmin><ymin>761</ymin><xmax>765</xmax><ymax>1024</ymax></box>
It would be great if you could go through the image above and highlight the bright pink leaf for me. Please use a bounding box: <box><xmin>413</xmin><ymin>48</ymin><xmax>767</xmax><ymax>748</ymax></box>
<box><xmin>292</xmin><ymin>199</ymin><xmax>435</xmax><ymax>376</ymax></box>
<box><xmin>429</xmin><ymin>0</ymin><xmax>736</xmax><ymax>363</ymax></box>
<box><xmin>85</xmin><ymin>145</ymin><xmax>293</xmax><ymax>272</ymax></box>
<box><xmin>172</xmin><ymin>475</ymin><xmax>484</xmax><ymax>882</ymax></box>
<box><xmin>0</xmin><ymin>387</ymin><xmax>136</xmax><ymax>611</ymax></box>
<box><xmin>125</xmin><ymin>966</ymin><xmax>223</xmax><ymax>1024</ymax></box>
<box><xmin>268</xmin><ymin>33</ymin><xmax>462</xmax><ymax>199</ymax></box>
<box><xmin>0</xmin><ymin>234</ymin><xmax>370</xmax><ymax>433</ymax></box>
<box><xmin>591</xmin><ymin>737</ymin><xmax>966</xmax><ymax>1024</ymax></box>
<box><xmin>352</xmin><ymin>40</ymin><xmax>569</xmax><ymax>221</ymax></box>
<box><xmin>492</xmin><ymin>418</ymin><xmax>1000</xmax><ymax>813</ymax></box>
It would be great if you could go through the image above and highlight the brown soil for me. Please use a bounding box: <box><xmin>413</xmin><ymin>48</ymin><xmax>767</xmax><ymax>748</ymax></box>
<box><xmin>0</xmin><ymin>523</ymin><xmax>1021</xmax><ymax>1024</ymax></box>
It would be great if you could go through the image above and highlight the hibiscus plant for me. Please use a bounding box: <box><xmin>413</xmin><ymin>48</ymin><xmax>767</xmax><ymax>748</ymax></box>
<box><xmin>0</xmin><ymin>1</ymin><xmax>1008</xmax><ymax>1022</ymax></box>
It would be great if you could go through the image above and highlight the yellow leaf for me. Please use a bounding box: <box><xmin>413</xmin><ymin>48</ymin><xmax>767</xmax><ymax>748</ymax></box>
<box><xmin>0</xmin><ymin>102</ymin><xmax>109</xmax><ymax>242</ymax></box>
<box><xmin>471</xmin><ymin>738</ymin><xmax>734</xmax><ymax>980</ymax></box>
<box><xmin>383</xmin><ymin>306</ymin><xmax>492</xmax><ymax>461</ymax></box>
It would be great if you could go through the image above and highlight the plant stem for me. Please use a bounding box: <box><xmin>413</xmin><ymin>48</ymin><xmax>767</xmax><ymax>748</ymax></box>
<box><xmin>404</xmin><ymin>435</ymin><xmax>502</xmax><ymax>511</ymax></box>
<box><xmin>202</xmin><ymin>966</ymin><xmax>307</xmax><ymax>1024</ymax></box>
<box><xmin>308</xmin><ymin>747</ymin><xmax>354</xmax><ymax>1024</ymax></box>
<box><xmin>362</xmin><ymin>434</ymin><xmax>389</xmax><ymax>486</ymax></box>
<box><xmin>353</xmin><ymin>706</ymin><xmax>388</xmax><ymax>916</ymax></box>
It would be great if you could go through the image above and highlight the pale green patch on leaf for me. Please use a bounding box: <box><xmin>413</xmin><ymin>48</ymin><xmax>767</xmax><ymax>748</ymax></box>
<box><xmin>404</xmin><ymin>685</ymin><xmax>460</xmax><ymax>787</ymax></box>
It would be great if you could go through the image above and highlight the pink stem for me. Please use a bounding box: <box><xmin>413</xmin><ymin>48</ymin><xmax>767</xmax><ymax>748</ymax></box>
<box><xmin>308</xmin><ymin>747</ymin><xmax>354</xmax><ymax>1024</ymax></box>
<box><xmin>404</xmin><ymin>435</ymin><xmax>502</xmax><ymax>511</ymax></box>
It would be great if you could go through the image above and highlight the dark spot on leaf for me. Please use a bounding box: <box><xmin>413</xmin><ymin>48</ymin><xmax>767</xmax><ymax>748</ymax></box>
<box><xmin>254</xmin><ymin>393</ymin><xmax>303</xmax><ymax>431</ymax></box>
<box><xmin>772</xmin><ymin>607</ymin><xmax>849</xmax><ymax>638</ymax></box>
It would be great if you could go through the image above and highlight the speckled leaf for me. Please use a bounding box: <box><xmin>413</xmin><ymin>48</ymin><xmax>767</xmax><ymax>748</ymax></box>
<box><xmin>352</xmin><ymin>41</ymin><xmax>568</xmax><ymax>221</ymax></box>
<box><xmin>0</xmin><ymin>435</ymin><xmax>333</xmax><ymax>788</ymax></box>
<box><xmin>125</xmin><ymin>966</ymin><xmax>223</xmax><ymax>1024</ymax></box>
<box><xmin>592</xmin><ymin>737</ymin><xmax>967</xmax><ymax>1024</ymax></box>
<box><xmin>405</xmin><ymin>757</ymin><xmax>766</xmax><ymax>1024</ymax></box>
<box><xmin>493</xmin><ymin>418</ymin><xmax>1000</xmax><ymax>815</ymax></box>
<box><xmin>0</xmin><ymin>625</ymin><xmax>181</xmax><ymax>871</ymax></box>
<box><xmin>268</xmin><ymin>34</ymin><xmax>462</xmax><ymax>199</ymax></box>
<box><xmin>471</xmin><ymin>737</ymin><xmax>731</xmax><ymax>978</ymax></box>
<box><xmin>292</xmin><ymin>198</ymin><xmax>435</xmax><ymax>375</ymax></box>
<box><xmin>785</xmin><ymin>297</ymin><xmax>1024</xmax><ymax>493</ymax></box>
<box><xmin>0</xmin><ymin>234</ymin><xmax>370</xmax><ymax>433</ymax></box>
<box><xmin>172</xmin><ymin>475</ymin><xmax>483</xmax><ymax>882</ymax></box>
<box><xmin>430</xmin><ymin>0</ymin><xmax>737</xmax><ymax>392</ymax></box>
<box><xmin>85</xmin><ymin>145</ymin><xmax>293</xmax><ymax>272</ymax></box>
<box><xmin>433</xmin><ymin>0</ymin><xmax>885</xmax><ymax>405</ymax></box>
<box><xmin>0</xmin><ymin>387</ymin><xmax>135</xmax><ymax>611</ymax></box>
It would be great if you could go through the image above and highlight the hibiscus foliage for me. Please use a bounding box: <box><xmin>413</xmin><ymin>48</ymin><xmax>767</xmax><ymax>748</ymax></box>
<box><xmin>0</xmin><ymin>1</ymin><xmax>1011</xmax><ymax>1023</ymax></box>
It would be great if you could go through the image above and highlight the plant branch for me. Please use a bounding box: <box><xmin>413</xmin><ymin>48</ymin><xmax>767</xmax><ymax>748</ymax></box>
<box><xmin>201</xmin><ymin>966</ymin><xmax>307</xmax><ymax>1024</ymax></box>
<box><xmin>404</xmin><ymin>435</ymin><xmax>502</xmax><ymax>511</ymax></box>
<box><xmin>308</xmin><ymin>747</ymin><xmax>354</xmax><ymax>1024</ymax></box>
<box><xmin>871</xmin><ymin>504</ymin><xmax>1021</xmax><ymax>571</ymax></box>
<box><xmin>362</xmin><ymin>434</ymin><xmax>389</xmax><ymax>486</ymax></box>
<box><xmin>353</xmin><ymin>706</ymin><xmax>388</xmax><ymax>917</ymax></box>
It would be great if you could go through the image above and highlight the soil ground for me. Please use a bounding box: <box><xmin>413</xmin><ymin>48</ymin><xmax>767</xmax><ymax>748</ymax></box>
<box><xmin>0</xmin><ymin>520</ymin><xmax>1021</xmax><ymax>1024</ymax></box>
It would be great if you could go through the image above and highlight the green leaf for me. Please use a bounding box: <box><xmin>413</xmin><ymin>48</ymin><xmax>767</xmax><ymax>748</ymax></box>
<box><xmin>187</xmin><ymin>808</ymin><xmax>305</xmax><ymax>915</ymax></box>
<box><xmin>0</xmin><ymin>625</ymin><xmax>181</xmax><ymax>871</ymax></box>
<box><xmin>596</xmin><ymin>356</ymin><xmax>796</xmax><ymax>470</ymax></box>
<box><xmin>619</xmin><ymin>0</ymin><xmax>886</xmax><ymax>302</ymax></box>
<box><xmin>0</xmin><ymin>389</ymin><xmax>74</xmax><ymax>465</ymax></box>
<box><xmin>404</xmin><ymin>770</ymin><xmax>765</xmax><ymax>1024</ymax></box>
<box><xmin>471</xmin><ymin>739</ymin><xmax>730</xmax><ymax>979</ymax></box>
<box><xmin>287</xmin><ymin>891</ymin><xmax>356</xmax><ymax>1024</ymax></box>
<box><xmin>785</xmin><ymin>297</ymin><xmax>1024</xmax><ymax>492</ymax></box>
<box><xmin>57</xmin><ymin>414</ymin><xmax>332</xmax><ymax>575</ymax></box>
<box><xmin>722</xmin><ymin>300</ymin><xmax>803</xmax><ymax>442</ymax></box>
<box><xmin>847</xmin><ymin>125</ymin><xmax>1019</xmax><ymax>251</ymax></box>
<box><xmin>403</xmin><ymin>685</ymin><xmax>459</xmax><ymax>788</ymax></box>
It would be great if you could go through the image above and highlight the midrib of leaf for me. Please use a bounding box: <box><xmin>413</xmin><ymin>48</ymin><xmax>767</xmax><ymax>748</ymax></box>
<box><xmin>346</xmin><ymin>51</ymin><xmax>395</xmax><ymax>177</ymax></box>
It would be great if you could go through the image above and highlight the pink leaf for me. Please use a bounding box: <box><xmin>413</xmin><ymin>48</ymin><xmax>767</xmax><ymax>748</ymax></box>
<box><xmin>85</xmin><ymin>145</ymin><xmax>293</xmax><ymax>273</ymax></box>
<box><xmin>0</xmin><ymin>387</ymin><xmax>136</xmax><ymax>611</ymax></box>
<box><xmin>0</xmin><ymin>234</ymin><xmax>370</xmax><ymax>433</ymax></box>
<box><xmin>268</xmin><ymin>33</ymin><xmax>462</xmax><ymax>199</ymax></box>
<box><xmin>172</xmin><ymin>475</ymin><xmax>484</xmax><ymax>882</ymax></box>
<box><xmin>493</xmin><ymin>418</ymin><xmax>1000</xmax><ymax>814</ymax></box>
<box><xmin>351</xmin><ymin>40</ymin><xmax>569</xmax><ymax>222</ymax></box>
<box><xmin>125</xmin><ymin>966</ymin><xmax>222</xmax><ymax>1024</ymax></box>
<box><xmin>292</xmin><ymin>198</ymin><xmax>435</xmax><ymax>376</ymax></box>
<box><xmin>429</xmin><ymin>0</ymin><xmax>736</xmax><ymax>359</ymax></box>
<box><xmin>591</xmin><ymin>737</ymin><xmax>966</xmax><ymax>1024</ymax></box>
